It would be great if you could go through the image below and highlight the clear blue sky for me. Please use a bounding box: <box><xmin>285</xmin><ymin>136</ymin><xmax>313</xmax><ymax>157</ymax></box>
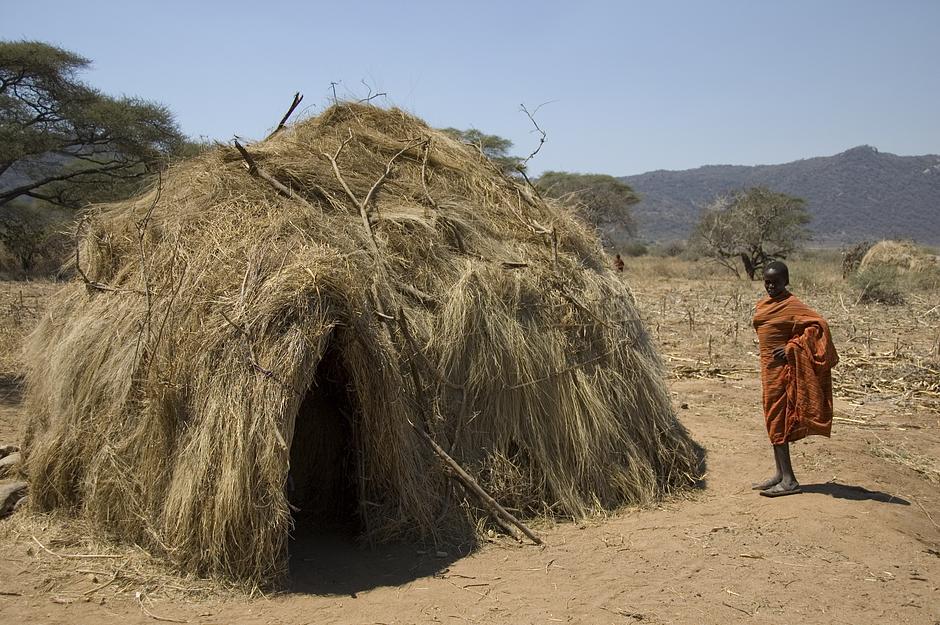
<box><xmin>3</xmin><ymin>0</ymin><xmax>938</xmax><ymax>176</ymax></box>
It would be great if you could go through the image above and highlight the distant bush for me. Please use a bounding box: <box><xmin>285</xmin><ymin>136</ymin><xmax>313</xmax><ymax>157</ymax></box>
<box><xmin>621</xmin><ymin>241</ymin><xmax>648</xmax><ymax>257</ymax></box>
<box><xmin>651</xmin><ymin>240</ymin><xmax>686</xmax><ymax>257</ymax></box>
<box><xmin>851</xmin><ymin>265</ymin><xmax>905</xmax><ymax>305</ymax></box>
<box><xmin>841</xmin><ymin>240</ymin><xmax>874</xmax><ymax>278</ymax></box>
<box><xmin>0</xmin><ymin>202</ymin><xmax>73</xmax><ymax>279</ymax></box>
<box><xmin>906</xmin><ymin>266</ymin><xmax>940</xmax><ymax>292</ymax></box>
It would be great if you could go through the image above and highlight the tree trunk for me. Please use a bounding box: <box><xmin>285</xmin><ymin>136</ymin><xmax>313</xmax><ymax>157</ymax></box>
<box><xmin>18</xmin><ymin>250</ymin><xmax>35</xmax><ymax>274</ymax></box>
<box><xmin>740</xmin><ymin>253</ymin><xmax>757</xmax><ymax>280</ymax></box>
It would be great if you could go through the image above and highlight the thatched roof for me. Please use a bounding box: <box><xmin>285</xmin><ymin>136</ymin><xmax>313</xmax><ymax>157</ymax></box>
<box><xmin>860</xmin><ymin>240</ymin><xmax>940</xmax><ymax>273</ymax></box>
<box><xmin>20</xmin><ymin>103</ymin><xmax>701</xmax><ymax>584</ymax></box>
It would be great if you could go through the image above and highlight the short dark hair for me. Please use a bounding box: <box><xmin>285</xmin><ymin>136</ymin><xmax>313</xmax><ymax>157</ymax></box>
<box><xmin>763</xmin><ymin>260</ymin><xmax>789</xmax><ymax>284</ymax></box>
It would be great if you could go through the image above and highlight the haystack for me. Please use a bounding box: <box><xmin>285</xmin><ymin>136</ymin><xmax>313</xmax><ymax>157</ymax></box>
<box><xmin>20</xmin><ymin>103</ymin><xmax>701</xmax><ymax>584</ymax></box>
<box><xmin>859</xmin><ymin>240</ymin><xmax>940</xmax><ymax>273</ymax></box>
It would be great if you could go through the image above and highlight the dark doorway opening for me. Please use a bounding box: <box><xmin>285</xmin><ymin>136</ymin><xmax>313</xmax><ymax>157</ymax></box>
<box><xmin>287</xmin><ymin>343</ymin><xmax>361</xmax><ymax>538</ymax></box>
<box><xmin>284</xmin><ymin>343</ymin><xmax>466</xmax><ymax>595</ymax></box>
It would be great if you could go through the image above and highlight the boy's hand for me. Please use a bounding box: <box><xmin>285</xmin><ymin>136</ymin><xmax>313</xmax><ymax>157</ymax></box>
<box><xmin>772</xmin><ymin>346</ymin><xmax>787</xmax><ymax>362</ymax></box>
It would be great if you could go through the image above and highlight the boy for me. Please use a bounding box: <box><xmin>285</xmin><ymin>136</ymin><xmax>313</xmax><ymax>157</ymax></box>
<box><xmin>752</xmin><ymin>261</ymin><xmax>839</xmax><ymax>497</ymax></box>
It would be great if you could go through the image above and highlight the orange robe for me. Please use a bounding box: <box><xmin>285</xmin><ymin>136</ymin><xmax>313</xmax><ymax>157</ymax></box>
<box><xmin>752</xmin><ymin>292</ymin><xmax>839</xmax><ymax>445</ymax></box>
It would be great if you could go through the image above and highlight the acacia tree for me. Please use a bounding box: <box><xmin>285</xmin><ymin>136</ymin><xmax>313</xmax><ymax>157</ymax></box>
<box><xmin>0</xmin><ymin>40</ymin><xmax>186</xmax><ymax>209</ymax></box>
<box><xmin>440</xmin><ymin>127</ymin><xmax>524</xmax><ymax>175</ymax></box>
<box><xmin>692</xmin><ymin>186</ymin><xmax>810</xmax><ymax>279</ymax></box>
<box><xmin>536</xmin><ymin>171</ymin><xmax>640</xmax><ymax>248</ymax></box>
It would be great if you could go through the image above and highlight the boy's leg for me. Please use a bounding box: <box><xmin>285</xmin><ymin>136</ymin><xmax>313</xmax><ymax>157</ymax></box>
<box><xmin>751</xmin><ymin>452</ymin><xmax>782</xmax><ymax>490</ymax></box>
<box><xmin>760</xmin><ymin>443</ymin><xmax>801</xmax><ymax>496</ymax></box>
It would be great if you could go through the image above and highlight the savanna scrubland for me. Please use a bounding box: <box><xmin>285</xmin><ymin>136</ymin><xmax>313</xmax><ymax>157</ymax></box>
<box><xmin>0</xmin><ymin>250</ymin><xmax>937</xmax><ymax>625</ymax></box>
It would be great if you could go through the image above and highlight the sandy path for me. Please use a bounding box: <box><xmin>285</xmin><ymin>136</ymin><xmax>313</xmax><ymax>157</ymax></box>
<box><xmin>1</xmin><ymin>375</ymin><xmax>937</xmax><ymax>625</ymax></box>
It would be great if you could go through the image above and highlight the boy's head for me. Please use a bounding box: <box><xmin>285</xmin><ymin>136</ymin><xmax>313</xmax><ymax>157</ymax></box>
<box><xmin>763</xmin><ymin>261</ymin><xmax>789</xmax><ymax>298</ymax></box>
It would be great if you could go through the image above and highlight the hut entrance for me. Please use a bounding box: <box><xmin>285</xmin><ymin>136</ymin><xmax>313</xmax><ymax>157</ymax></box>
<box><xmin>287</xmin><ymin>344</ymin><xmax>362</xmax><ymax>538</ymax></box>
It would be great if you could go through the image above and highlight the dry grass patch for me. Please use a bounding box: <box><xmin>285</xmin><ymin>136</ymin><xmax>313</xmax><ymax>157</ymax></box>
<box><xmin>867</xmin><ymin>435</ymin><xmax>940</xmax><ymax>485</ymax></box>
<box><xmin>0</xmin><ymin>282</ymin><xmax>58</xmax><ymax>376</ymax></box>
<box><xmin>0</xmin><ymin>512</ymin><xmax>248</xmax><ymax>603</ymax></box>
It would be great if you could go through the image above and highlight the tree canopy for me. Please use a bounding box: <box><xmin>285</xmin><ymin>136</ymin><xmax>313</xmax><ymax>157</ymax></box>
<box><xmin>536</xmin><ymin>171</ymin><xmax>640</xmax><ymax>247</ymax></box>
<box><xmin>0</xmin><ymin>40</ymin><xmax>187</xmax><ymax>209</ymax></box>
<box><xmin>440</xmin><ymin>127</ymin><xmax>524</xmax><ymax>175</ymax></box>
<box><xmin>691</xmin><ymin>186</ymin><xmax>811</xmax><ymax>279</ymax></box>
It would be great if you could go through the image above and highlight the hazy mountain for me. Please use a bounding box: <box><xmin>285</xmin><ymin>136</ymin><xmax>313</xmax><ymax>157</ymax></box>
<box><xmin>620</xmin><ymin>146</ymin><xmax>940</xmax><ymax>245</ymax></box>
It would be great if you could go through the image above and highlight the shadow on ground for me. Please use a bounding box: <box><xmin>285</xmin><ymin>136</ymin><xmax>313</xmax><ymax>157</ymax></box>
<box><xmin>802</xmin><ymin>482</ymin><xmax>910</xmax><ymax>505</ymax></box>
<box><xmin>287</xmin><ymin>530</ymin><xmax>468</xmax><ymax>596</ymax></box>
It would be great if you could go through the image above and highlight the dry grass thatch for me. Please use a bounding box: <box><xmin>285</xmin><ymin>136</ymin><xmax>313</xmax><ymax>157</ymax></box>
<box><xmin>860</xmin><ymin>240</ymin><xmax>940</xmax><ymax>274</ymax></box>
<box><xmin>19</xmin><ymin>103</ymin><xmax>701</xmax><ymax>584</ymax></box>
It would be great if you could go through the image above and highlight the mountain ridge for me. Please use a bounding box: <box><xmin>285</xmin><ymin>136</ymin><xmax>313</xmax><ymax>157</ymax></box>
<box><xmin>619</xmin><ymin>146</ymin><xmax>940</xmax><ymax>245</ymax></box>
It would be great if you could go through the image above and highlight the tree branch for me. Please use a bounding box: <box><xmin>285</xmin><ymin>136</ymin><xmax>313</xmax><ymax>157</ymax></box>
<box><xmin>320</xmin><ymin>129</ymin><xmax>361</xmax><ymax>207</ymax></box>
<box><xmin>519</xmin><ymin>103</ymin><xmax>547</xmax><ymax>168</ymax></box>
<box><xmin>233</xmin><ymin>139</ymin><xmax>317</xmax><ymax>211</ymax></box>
<box><xmin>419</xmin><ymin>138</ymin><xmax>437</xmax><ymax>213</ymax></box>
<box><xmin>356</xmin><ymin>79</ymin><xmax>386</xmax><ymax>103</ymax></box>
<box><xmin>0</xmin><ymin>162</ymin><xmax>138</xmax><ymax>208</ymax></box>
<box><xmin>266</xmin><ymin>92</ymin><xmax>304</xmax><ymax>139</ymax></box>
<box><xmin>360</xmin><ymin>138</ymin><xmax>423</xmax><ymax>214</ymax></box>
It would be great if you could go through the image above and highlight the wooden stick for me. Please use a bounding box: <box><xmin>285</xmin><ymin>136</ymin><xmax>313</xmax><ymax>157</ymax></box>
<box><xmin>135</xmin><ymin>591</ymin><xmax>187</xmax><ymax>623</ymax></box>
<box><xmin>519</xmin><ymin>102</ymin><xmax>548</xmax><ymax>168</ymax></box>
<box><xmin>392</xmin><ymin>310</ymin><xmax>538</xmax><ymax>544</ymax></box>
<box><xmin>419</xmin><ymin>139</ymin><xmax>437</xmax><ymax>212</ymax></box>
<box><xmin>82</xmin><ymin>570</ymin><xmax>120</xmax><ymax>596</ymax></box>
<box><xmin>360</xmin><ymin>138</ymin><xmax>423</xmax><ymax>215</ymax></box>
<box><xmin>31</xmin><ymin>536</ymin><xmax>123</xmax><ymax>560</ymax></box>
<box><xmin>396</xmin><ymin>310</ymin><xmax>463</xmax><ymax>394</ymax></box>
<box><xmin>322</xmin><ymin>129</ymin><xmax>360</xmax><ymax>204</ymax></box>
<box><xmin>321</xmin><ymin>133</ymin><xmax>386</xmax><ymax>260</ymax></box>
<box><xmin>400</xmin><ymin>283</ymin><xmax>437</xmax><ymax>307</ymax></box>
<box><xmin>912</xmin><ymin>495</ymin><xmax>940</xmax><ymax>530</ymax></box>
<box><xmin>551</xmin><ymin>226</ymin><xmax>559</xmax><ymax>269</ymax></box>
<box><xmin>407</xmin><ymin>419</ymin><xmax>542</xmax><ymax>545</ymax></box>
<box><xmin>233</xmin><ymin>139</ymin><xmax>316</xmax><ymax>210</ymax></box>
<box><xmin>267</xmin><ymin>92</ymin><xmax>303</xmax><ymax>138</ymax></box>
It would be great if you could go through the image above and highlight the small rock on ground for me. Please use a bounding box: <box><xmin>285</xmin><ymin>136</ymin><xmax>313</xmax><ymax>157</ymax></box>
<box><xmin>12</xmin><ymin>494</ymin><xmax>28</xmax><ymax>513</ymax></box>
<box><xmin>0</xmin><ymin>452</ymin><xmax>21</xmax><ymax>479</ymax></box>
<box><xmin>0</xmin><ymin>480</ymin><xmax>28</xmax><ymax>518</ymax></box>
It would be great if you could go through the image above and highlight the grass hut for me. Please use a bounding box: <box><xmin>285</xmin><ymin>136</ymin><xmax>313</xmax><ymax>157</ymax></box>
<box><xmin>859</xmin><ymin>240</ymin><xmax>940</xmax><ymax>274</ymax></box>
<box><xmin>19</xmin><ymin>103</ymin><xmax>701</xmax><ymax>584</ymax></box>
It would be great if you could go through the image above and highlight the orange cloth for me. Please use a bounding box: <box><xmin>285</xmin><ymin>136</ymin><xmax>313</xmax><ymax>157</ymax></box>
<box><xmin>752</xmin><ymin>292</ymin><xmax>839</xmax><ymax>445</ymax></box>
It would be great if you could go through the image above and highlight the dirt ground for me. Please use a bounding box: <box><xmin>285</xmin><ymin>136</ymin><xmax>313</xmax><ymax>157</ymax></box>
<box><xmin>1</xmin><ymin>261</ymin><xmax>938</xmax><ymax>625</ymax></box>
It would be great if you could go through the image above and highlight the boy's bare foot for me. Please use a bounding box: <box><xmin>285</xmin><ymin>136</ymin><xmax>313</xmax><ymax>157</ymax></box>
<box><xmin>751</xmin><ymin>475</ymin><xmax>782</xmax><ymax>490</ymax></box>
<box><xmin>759</xmin><ymin>480</ymin><xmax>802</xmax><ymax>497</ymax></box>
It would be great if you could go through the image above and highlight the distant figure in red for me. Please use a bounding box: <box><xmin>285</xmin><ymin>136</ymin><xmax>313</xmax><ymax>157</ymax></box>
<box><xmin>613</xmin><ymin>253</ymin><xmax>624</xmax><ymax>272</ymax></box>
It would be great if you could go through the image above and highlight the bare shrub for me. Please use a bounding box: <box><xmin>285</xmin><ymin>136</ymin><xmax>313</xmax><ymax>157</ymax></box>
<box><xmin>851</xmin><ymin>265</ymin><xmax>905</xmax><ymax>304</ymax></box>
<box><xmin>621</xmin><ymin>241</ymin><xmax>648</xmax><ymax>257</ymax></box>
<box><xmin>841</xmin><ymin>240</ymin><xmax>873</xmax><ymax>278</ymax></box>
<box><xmin>651</xmin><ymin>240</ymin><xmax>686</xmax><ymax>258</ymax></box>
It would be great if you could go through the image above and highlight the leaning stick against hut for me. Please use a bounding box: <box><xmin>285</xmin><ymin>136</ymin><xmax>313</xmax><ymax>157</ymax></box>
<box><xmin>266</xmin><ymin>92</ymin><xmax>304</xmax><ymax>139</ymax></box>
<box><xmin>409</xmin><ymin>419</ymin><xmax>543</xmax><ymax>546</ymax></box>
<box><xmin>233</xmin><ymin>139</ymin><xmax>317</xmax><ymax>210</ymax></box>
<box><xmin>396</xmin><ymin>309</ymin><xmax>542</xmax><ymax>545</ymax></box>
